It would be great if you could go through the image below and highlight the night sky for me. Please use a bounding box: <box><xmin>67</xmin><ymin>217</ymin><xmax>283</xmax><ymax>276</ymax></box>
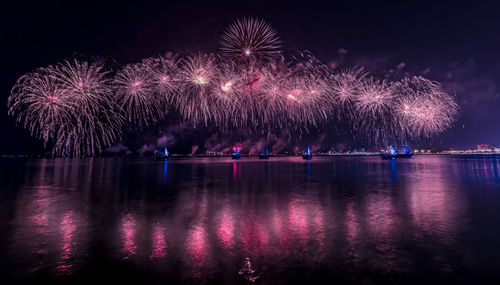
<box><xmin>2</xmin><ymin>0</ymin><xmax>500</xmax><ymax>153</ymax></box>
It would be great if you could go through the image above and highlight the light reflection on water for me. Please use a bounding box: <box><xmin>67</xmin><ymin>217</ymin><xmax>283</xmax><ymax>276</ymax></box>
<box><xmin>57</xmin><ymin>211</ymin><xmax>75</xmax><ymax>273</ymax></box>
<box><xmin>121</xmin><ymin>213</ymin><xmax>137</xmax><ymax>259</ymax></box>
<box><xmin>150</xmin><ymin>222</ymin><xmax>167</xmax><ymax>259</ymax></box>
<box><xmin>2</xmin><ymin>156</ymin><xmax>500</xmax><ymax>283</ymax></box>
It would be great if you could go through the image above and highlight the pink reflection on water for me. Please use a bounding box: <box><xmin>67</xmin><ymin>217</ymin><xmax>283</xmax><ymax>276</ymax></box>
<box><xmin>121</xmin><ymin>213</ymin><xmax>137</xmax><ymax>259</ymax></box>
<box><xmin>57</xmin><ymin>211</ymin><xmax>75</xmax><ymax>274</ymax></box>
<box><xmin>29</xmin><ymin>186</ymin><xmax>50</xmax><ymax>234</ymax></box>
<box><xmin>31</xmin><ymin>213</ymin><xmax>48</xmax><ymax>231</ymax></box>
<box><xmin>232</xmin><ymin>162</ymin><xmax>241</xmax><ymax>178</ymax></box>
<box><xmin>150</xmin><ymin>223</ymin><xmax>167</xmax><ymax>259</ymax></box>
<box><xmin>257</xmin><ymin>222</ymin><xmax>270</xmax><ymax>255</ymax></box>
<box><xmin>365</xmin><ymin>194</ymin><xmax>398</xmax><ymax>271</ymax></box>
<box><xmin>288</xmin><ymin>199</ymin><xmax>309</xmax><ymax>247</ymax></box>
<box><xmin>271</xmin><ymin>208</ymin><xmax>291</xmax><ymax>256</ymax></box>
<box><xmin>311</xmin><ymin>204</ymin><xmax>325</xmax><ymax>252</ymax></box>
<box><xmin>409</xmin><ymin>171</ymin><xmax>455</xmax><ymax>238</ymax></box>
<box><xmin>217</xmin><ymin>208</ymin><xmax>235</xmax><ymax>252</ymax></box>
<box><xmin>345</xmin><ymin>202</ymin><xmax>359</xmax><ymax>249</ymax></box>
<box><xmin>186</xmin><ymin>223</ymin><xmax>209</xmax><ymax>277</ymax></box>
<box><xmin>407</xmin><ymin>158</ymin><xmax>465</xmax><ymax>246</ymax></box>
<box><xmin>23</xmin><ymin>186</ymin><xmax>51</xmax><ymax>259</ymax></box>
<box><xmin>366</xmin><ymin>194</ymin><xmax>395</xmax><ymax>240</ymax></box>
<box><xmin>240</xmin><ymin>215</ymin><xmax>270</xmax><ymax>257</ymax></box>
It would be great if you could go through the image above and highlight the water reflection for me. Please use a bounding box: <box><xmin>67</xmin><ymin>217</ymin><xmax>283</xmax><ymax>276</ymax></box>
<box><xmin>307</xmin><ymin>160</ymin><xmax>311</xmax><ymax>179</ymax></box>
<box><xmin>186</xmin><ymin>223</ymin><xmax>210</xmax><ymax>277</ymax></box>
<box><xmin>240</xmin><ymin>212</ymin><xmax>269</xmax><ymax>257</ymax></box>
<box><xmin>458</xmin><ymin>155</ymin><xmax>500</xmax><ymax>182</ymax></box>
<box><xmin>11</xmin><ymin>165</ymin><xmax>89</xmax><ymax>275</ymax></box>
<box><xmin>17</xmin><ymin>185</ymin><xmax>52</xmax><ymax>272</ymax></box>
<box><xmin>345</xmin><ymin>202</ymin><xmax>360</xmax><ymax>257</ymax></box>
<box><xmin>57</xmin><ymin>211</ymin><xmax>76</xmax><ymax>273</ymax></box>
<box><xmin>4</xmin><ymin>156</ymin><xmax>492</xmax><ymax>282</ymax></box>
<box><xmin>121</xmin><ymin>213</ymin><xmax>137</xmax><ymax>259</ymax></box>
<box><xmin>232</xmin><ymin>161</ymin><xmax>241</xmax><ymax>178</ymax></box>
<box><xmin>216</xmin><ymin>206</ymin><xmax>236</xmax><ymax>253</ymax></box>
<box><xmin>150</xmin><ymin>222</ymin><xmax>167</xmax><ymax>259</ymax></box>
<box><xmin>390</xmin><ymin>159</ymin><xmax>397</xmax><ymax>182</ymax></box>
<box><xmin>163</xmin><ymin>160</ymin><xmax>168</xmax><ymax>183</ymax></box>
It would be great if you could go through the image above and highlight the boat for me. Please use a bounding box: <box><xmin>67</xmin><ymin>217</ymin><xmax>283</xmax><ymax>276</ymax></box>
<box><xmin>232</xmin><ymin>148</ymin><xmax>241</xmax><ymax>160</ymax></box>
<box><xmin>259</xmin><ymin>145</ymin><xmax>270</xmax><ymax>159</ymax></box>
<box><xmin>303</xmin><ymin>145</ymin><xmax>312</xmax><ymax>160</ymax></box>
<box><xmin>156</xmin><ymin>145</ymin><xmax>169</xmax><ymax>160</ymax></box>
<box><xmin>380</xmin><ymin>145</ymin><xmax>414</xmax><ymax>159</ymax></box>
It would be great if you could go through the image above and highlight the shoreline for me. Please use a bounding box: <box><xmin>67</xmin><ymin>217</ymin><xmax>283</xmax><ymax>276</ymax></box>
<box><xmin>2</xmin><ymin>152</ymin><xmax>500</xmax><ymax>159</ymax></box>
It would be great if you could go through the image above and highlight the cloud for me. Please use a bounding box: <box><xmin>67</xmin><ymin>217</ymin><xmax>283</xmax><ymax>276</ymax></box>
<box><xmin>249</xmin><ymin>139</ymin><xmax>266</xmax><ymax>154</ymax></box>
<box><xmin>337</xmin><ymin>48</ymin><xmax>348</xmax><ymax>55</ymax></box>
<box><xmin>421</xmin><ymin>67</ymin><xmax>431</xmax><ymax>75</ymax></box>
<box><xmin>351</xmin><ymin>54</ymin><xmax>396</xmax><ymax>71</ymax></box>
<box><xmin>157</xmin><ymin>134</ymin><xmax>175</xmax><ymax>147</ymax></box>
<box><xmin>201</xmin><ymin>134</ymin><xmax>296</xmax><ymax>154</ymax></box>
<box><xmin>440</xmin><ymin>59</ymin><xmax>499</xmax><ymax>103</ymax></box>
<box><xmin>138</xmin><ymin>144</ymin><xmax>156</xmax><ymax>154</ymax></box>
<box><xmin>106</xmin><ymin>144</ymin><xmax>129</xmax><ymax>153</ymax></box>
<box><xmin>271</xmin><ymin>138</ymin><xmax>287</xmax><ymax>153</ymax></box>
<box><xmin>311</xmin><ymin>134</ymin><xmax>326</xmax><ymax>152</ymax></box>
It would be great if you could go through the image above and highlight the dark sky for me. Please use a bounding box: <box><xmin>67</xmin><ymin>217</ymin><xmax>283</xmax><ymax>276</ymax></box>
<box><xmin>2</xmin><ymin>0</ymin><xmax>500</xmax><ymax>153</ymax></box>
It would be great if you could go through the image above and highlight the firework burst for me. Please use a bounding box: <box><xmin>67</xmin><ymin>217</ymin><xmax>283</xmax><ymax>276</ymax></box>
<box><xmin>8</xmin><ymin>60</ymin><xmax>123</xmax><ymax>157</ymax></box>
<box><xmin>220</xmin><ymin>18</ymin><xmax>281</xmax><ymax>63</ymax></box>
<box><xmin>351</xmin><ymin>78</ymin><xmax>398</xmax><ymax>144</ymax></box>
<box><xmin>145</xmin><ymin>56</ymin><xmax>180</xmax><ymax>101</ymax></box>
<box><xmin>393</xmin><ymin>76</ymin><xmax>458</xmax><ymax>139</ymax></box>
<box><xmin>330</xmin><ymin>67</ymin><xmax>366</xmax><ymax>120</ymax></box>
<box><xmin>9</xmin><ymin>67</ymin><xmax>75</xmax><ymax>144</ymax></box>
<box><xmin>114</xmin><ymin>60</ymin><xmax>166</xmax><ymax>127</ymax></box>
<box><xmin>176</xmin><ymin>53</ymin><xmax>224</xmax><ymax>125</ymax></box>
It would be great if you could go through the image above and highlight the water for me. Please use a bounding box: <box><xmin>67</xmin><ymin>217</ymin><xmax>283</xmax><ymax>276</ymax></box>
<box><xmin>1</xmin><ymin>156</ymin><xmax>500</xmax><ymax>284</ymax></box>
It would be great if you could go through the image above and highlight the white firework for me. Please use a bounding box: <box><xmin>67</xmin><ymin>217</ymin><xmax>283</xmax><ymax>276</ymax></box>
<box><xmin>220</xmin><ymin>18</ymin><xmax>281</xmax><ymax>63</ymax></box>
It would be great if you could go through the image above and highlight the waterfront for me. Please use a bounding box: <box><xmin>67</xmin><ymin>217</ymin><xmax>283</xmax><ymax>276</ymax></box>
<box><xmin>1</xmin><ymin>156</ymin><xmax>500</xmax><ymax>284</ymax></box>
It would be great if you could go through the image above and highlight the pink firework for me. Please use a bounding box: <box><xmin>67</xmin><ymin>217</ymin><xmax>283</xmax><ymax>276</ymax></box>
<box><xmin>52</xmin><ymin>60</ymin><xmax>123</xmax><ymax>156</ymax></box>
<box><xmin>352</xmin><ymin>78</ymin><xmax>398</xmax><ymax>144</ymax></box>
<box><xmin>355</xmin><ymin>78</ymin><xmax>394</xmax><ymax>117</ymax></box>
<box><xmin>393</xmin><ymin>77</ymin><xmax>458</xmax><ymax>138</ymax></box>
<box><xmin>9</xmin><ymin>67</ymin><xmax>75</xmax><ymax>145</ymax></box>
<box><xmin>230</xmin><ymin>66</ymin><xmax>285</xmax><ymax>132</ymax></box>
<box><xmin>8</xmin><ymin>60</ymin><xmax>123</xmax><ymax>157</ymax></box>
<box><xmin>114</xmin><ymin>60</ymin><xmax>165</xmax><ymax>127</ymax></box>
<box><xmin>144</xmin><ymin>56</ymin><xmax>180</xmax><ymax>102</ymax></box>
<box><xmin>285</xmin><ymin>52</ymin><xmax>333</xmax><ymax>127</ymax></box>
<box><xmin>330</xmin><ymin>67</ymin><xmax>366</xmax><ymax>119</ymax></box>
<box><xmin>282</xmin><ymin>74</ymin><xmax>331</xmax><ymax>128</ymax></box>
<box><xmin>176</xmin><ymin>53</ymin><xmax>223</xmax><ymax>125</ymax></box>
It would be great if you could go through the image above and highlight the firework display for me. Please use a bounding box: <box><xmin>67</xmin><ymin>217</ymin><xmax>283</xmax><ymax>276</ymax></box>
<box><xmin>7</xmin><ymin>18</ymin><xmax>458</xmax><ymax>156</ymax></box>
